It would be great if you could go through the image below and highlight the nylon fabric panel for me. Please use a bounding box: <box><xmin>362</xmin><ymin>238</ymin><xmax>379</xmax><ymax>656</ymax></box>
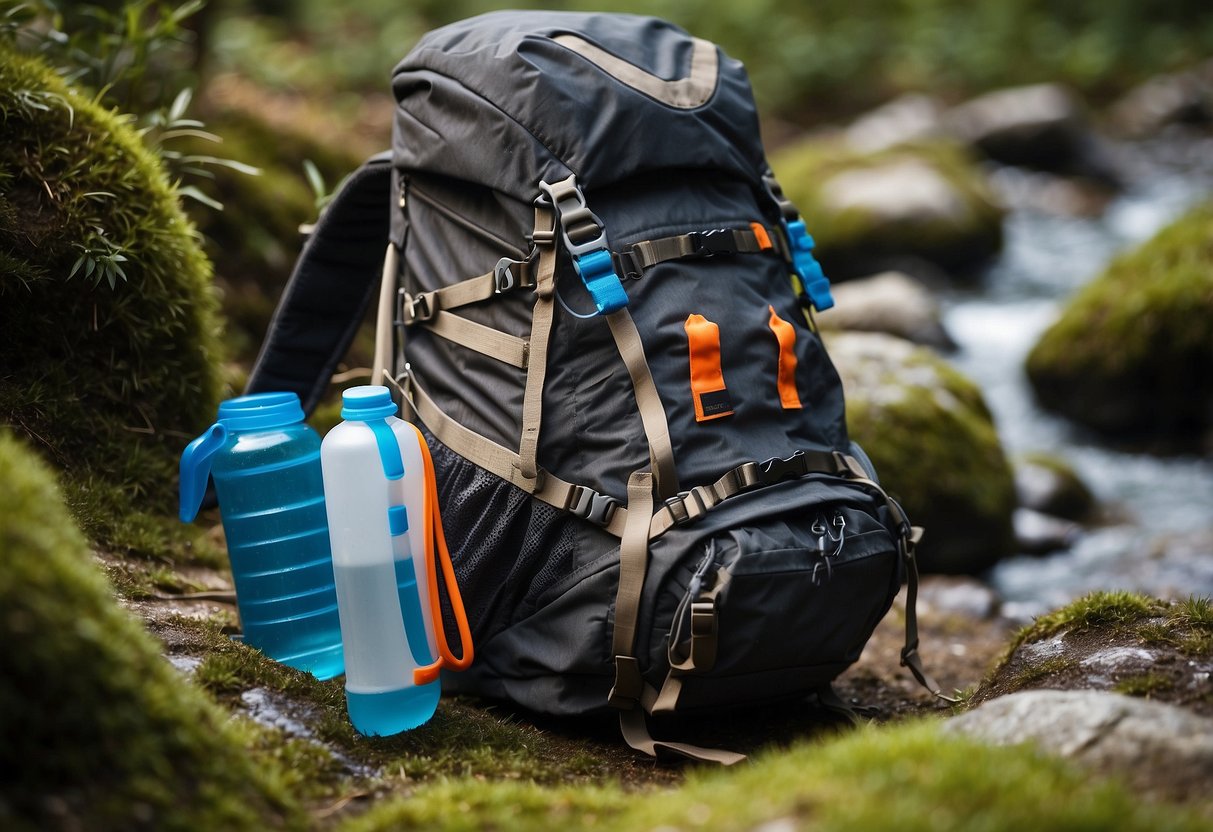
<box><xmin>403</xmin><ymin>174</ymin><xmax>533</xmax><ymax>449</ymax></box>
<box><xmin>441</xmin><ymin>558</ymin><xmax>618</xmax><ymax>715</ymax></box>
<box><xmin>391</xmin><ymin>11</ymin><xmax>765</xmax><ymax>190</ymax></box>
<box><xmin>591</xmin><ymin>177</ymin><xmax>849</xmax><ymax>490</ymax></box>
<box><xmin>392</xmin><ymin>70</ymin><xmax>566</xmax><ymax>201</ymax></box>
<box><xmin>635</xmin><ymin>479</ymin><xmax>900</xmax><ymax>708</ymax></box>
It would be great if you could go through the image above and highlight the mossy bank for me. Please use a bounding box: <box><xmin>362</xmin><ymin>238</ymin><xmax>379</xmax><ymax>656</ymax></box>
<box><xmin>0</xmin><ymin>47</ymin><xmax>225</xmax><ymax>533</ymax></box>
<box><xmin>0</xmin><ymin>432</ymin><xmax>302</xmax><ymax>831</ymax></box>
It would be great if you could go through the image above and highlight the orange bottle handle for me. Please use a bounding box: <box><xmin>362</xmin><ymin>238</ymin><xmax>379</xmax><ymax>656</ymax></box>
<box><xmin>409</xmin><ymin>424</ymin><xmax>474</xmax><ymax>685</ymax></box>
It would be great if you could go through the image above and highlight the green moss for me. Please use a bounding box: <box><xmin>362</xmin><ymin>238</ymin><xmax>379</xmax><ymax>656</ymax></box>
<box><xmin>0</xmin><ymin>432</ymin><xmax>302</xmax><ymax>831</ymax></box>
<box><xmin>175</xmin><ymin>614</ymin><xmax>628</xmax><ymax>786</ymax></box>
<box><xmin>343</xmin><ymin>720</ymin><xmax>1207</xmax><ymax>832</ymax></box>
<box><xmin>0</xmin><ymin>47</ymin><xmax>225</xmax><ymax>526</ymax></box>
<box><xmin>1114</xmin><ymin>672</ymin><xmax>1175</xmax><ymax>698</ymax></box>
<box><xmin>769</xmin><ymin>138</ymin><xmax>1004</xmax><ymax>278</ymax></box>
<box><xmin>1010</xmin><ymin>655</ymin><xmax>1077</xmax><ymax>689</ymax></box>
<box><xmin>1011</xmin><ymin>590</ymin><xmax>1164</xmax><ymax>651</ymax></box>
<box><xmin>1026</xmin><ymin>203</ymin><xmax>1213</xmax><ymax>443</ymax></box>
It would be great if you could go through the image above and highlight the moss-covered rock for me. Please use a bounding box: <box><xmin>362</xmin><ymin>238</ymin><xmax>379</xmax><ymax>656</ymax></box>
<box><xmin>1013</xmin><ymin>451</ymin><xmax>1096</xmax><ymax>522</ymax></box>
<box><xmin>973</xmin><ymin>591</ymin><xmax>1213</xmax><ymax>717</ymax></box>
<box><xmin>1025</xmin><ymin>203</ymin><xmax>1213</xmax><ymax>447</ymax></box>
<box><xmin>769</xmin><ymin>138</ymin><xmax>1004</xmax><ymax>280</ymax></box>
<box><xmin>0</xmin><ymin>432</ymin><xmax>302</xmax><ymax>831</ymax></box>
<box><xmin>828</xmin><ymin>332</ymin><xmax>1016</xmax><ymax>573</ymax></box>
<box><xmin>0</xmin><ymin>47</ymin><xmax>224</xmax><ymax>514</ymax></box>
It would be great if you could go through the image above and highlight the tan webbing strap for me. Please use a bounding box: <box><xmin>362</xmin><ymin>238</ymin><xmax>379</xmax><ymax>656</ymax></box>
<box><xmin>518</xmin><ymin>205</ymin><xmax>557</xmax><ymax>481</ymax></box>
<box><xmin>605</xmin><ymin>310</ymin><xmax>680</xmax><ymax>500</ymax></box>
<box><xmin>403</xmin><ymin>368</ymin><xmax>631</xmax><ymax>538</ymax></box>
<box><xmin>649</xmin><ymin>566</ymin><xmax>732</xmax><ymax>714</ymax></box>
<box><xmin>899</xmin><ymin>527</ymin><xmax>957</xmax><ymax>702</ymax></box>
<box><xmin>607</xmin><ymin>474</ymin><xmax>744</xmax><ymax>766</ymax></box>
<box><xmin>371</xmin><ymin>243</ymin><xmax>400</xmax><ymax>386</ymax></box>
<box><xmin>618</xmin><ymin>707</ymin><xmax>746</xmax><ymax>766</ymax></box>
<box><xmin>402</xmin><ymin>272</ymin><xmax>498</xmax><ymax>325</ymax></box>
<box><xmin>424</xmin><ymin>309</ymin><xmax>529</xmax><ymax>369</ymax></box>
<box><xmin>610</xmin><ymin>472</ymin><xmax>653</xmax><ymax>668</ymax></box>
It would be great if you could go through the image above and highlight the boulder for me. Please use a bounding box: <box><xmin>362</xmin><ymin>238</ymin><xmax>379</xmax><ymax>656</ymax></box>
<box><xmin>1110</xmin><ymin>60</ymin><xmax>1213</xmax><ymax>137</ymax></box>
<box><xmin>1013</xmin><ymin>507</ymin><xmax>1081</xmax><ymax>556</ymax></box>
<box><xmin>1025</xmin><ymin>203</ymin><xmax>1213</xmax><ymax>448</ymax></box>
<box><xmin>1013</xmin><ymin>452</ymin><xmax>1096</xmax><ymax>521</ymax></box>
<box><xmin>844</xmin><ymin>93</ymin><xmax>946</xmax><ymax>154</ymax></box>
<box><xmin>827</xmin><ymin>332</ymin><xmax>1016</xmax><ymax>573</ymax></box>
<box><xmin>944</xmin><ymin>83</ymin><xmax>1115</xmax><ymax>182</ymax></box>
<box><xmin>816</xmin><ymin>270</ymin><xmax>956</xmax><ymax>350</ymax></box>
<box><xmin>769</xmin><ymin>138</ymin><xmax>1004</xmax><ymax>280</ymax></box>
<box><xmin>946</xmin><ymin>690</ymin><xmax>1213</xmax><ymax>803</ymax></box>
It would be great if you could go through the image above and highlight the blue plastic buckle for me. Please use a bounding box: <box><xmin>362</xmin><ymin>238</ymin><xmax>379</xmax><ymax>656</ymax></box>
<box><xmin>573</xmin><ymin>248</ymin><xmax>629</xmax><ymax>315</ymax></box>
<box><xmin>786</xmin><ymin>219</ymin><xmax>834</xmax><ymax>312</ymax></box>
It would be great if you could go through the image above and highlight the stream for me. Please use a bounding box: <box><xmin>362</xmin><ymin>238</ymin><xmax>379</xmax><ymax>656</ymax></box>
<box><xmin>939</xmin><ymin>131</ymin><xmax>1213</xmax><ymax>618</ymax></box>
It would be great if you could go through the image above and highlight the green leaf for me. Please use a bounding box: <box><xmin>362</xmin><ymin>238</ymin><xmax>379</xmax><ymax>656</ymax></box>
<box><xmin>303</xmin><ymin>159</ymin><xmax>326</xmax><ymax>201</ymax></box>
<box><xmin>168</xmin><ymin>87</ymin><xmax>193</xmax><ymax>123</ymax></box>
<box><xmin>176</xmin><ymin>185</ymin><xmax>223</xmax><ymax>211</ymax></box>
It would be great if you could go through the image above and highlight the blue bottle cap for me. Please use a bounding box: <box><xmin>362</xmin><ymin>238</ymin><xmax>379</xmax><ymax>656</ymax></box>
<box><xmin>217</xmin><ymin>392</ymin><xmax>305</xmax><ymax>432</ymax></box>
<box><xmin>341</xmin><ymin>385</ymin><xmax>398</xmax><ymax>421</ymax></box>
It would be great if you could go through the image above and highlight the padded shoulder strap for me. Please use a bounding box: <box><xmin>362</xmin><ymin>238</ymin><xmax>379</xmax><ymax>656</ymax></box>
<box><xmin>245</xmin><ymin>152</ymin><xmax>393</xmax><ymax>413</ymax></box>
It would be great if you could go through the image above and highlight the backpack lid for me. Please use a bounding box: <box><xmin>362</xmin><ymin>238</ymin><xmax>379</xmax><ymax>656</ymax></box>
<box><xmin>391</xmin><ymin>10</ymin><xmax>768</xmax><ymax>195</ymax></box>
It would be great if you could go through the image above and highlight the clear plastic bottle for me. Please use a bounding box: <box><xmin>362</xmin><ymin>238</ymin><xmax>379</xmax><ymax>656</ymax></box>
<box><xmin>321</xmin><ymin>386</ymin><xmax>442</xmax><ymax>735</ymax></box>
<box><xmin>179</xmin><ymin>392</ymin><xmax>344</xmax><ymax>679</ymax></box>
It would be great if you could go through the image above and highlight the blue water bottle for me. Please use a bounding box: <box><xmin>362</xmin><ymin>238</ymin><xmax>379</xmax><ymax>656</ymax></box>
<box><xmin>179</xmin><ymin>392</ymin><xmax>344</xmax><ymax>679</ymax></box>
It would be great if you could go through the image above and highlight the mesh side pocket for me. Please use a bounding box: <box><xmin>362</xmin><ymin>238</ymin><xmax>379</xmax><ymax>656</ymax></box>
<box><xmin>422</xmin><ymin>426</ymin><xmax>582</xmax><ymax>642</ymax></box>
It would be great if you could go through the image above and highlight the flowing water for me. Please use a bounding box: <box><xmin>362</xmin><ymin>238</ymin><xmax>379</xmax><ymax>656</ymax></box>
<box><xmin>938</xmin><ymin>132</ymin><xmax>1213</xmax><ymax>617</ymax></box>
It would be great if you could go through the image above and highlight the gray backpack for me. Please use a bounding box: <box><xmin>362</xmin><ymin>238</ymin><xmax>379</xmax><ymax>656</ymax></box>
<box><xmin>248</xmin><ymin>10</ymin><xmax>944</xmax><ymax>763</ymax></box>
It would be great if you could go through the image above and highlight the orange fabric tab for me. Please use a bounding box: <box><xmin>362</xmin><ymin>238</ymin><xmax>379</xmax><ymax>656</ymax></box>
<box><xmin>685</xmin><ymin>314</ymin><xmax>734</xmax><ymax>422</ymax></box>
<box><xmin>750</xmin><ymin>222</ymin><xmax>773</xmax><ymax>251</ymax></box>
<box><xmin>768</xmin><ymin>306</ymin><xmax>803</xmax><ymax>410</ymax></box>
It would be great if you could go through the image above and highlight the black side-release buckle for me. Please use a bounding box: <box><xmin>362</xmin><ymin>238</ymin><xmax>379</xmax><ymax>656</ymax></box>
<box><xmin>756</xmin><ymin>450</ymin><xmax>809</xmax><ymax>486</ymax></box>
<box><xmin>690</xmin><ymin>229</ymin><xmax>735</xmax><ymax>256</ymax></box>
<box><xmin>567</xmin><ymin>485</ymin><xmax>620</xmax><ymax>527</ymax></box>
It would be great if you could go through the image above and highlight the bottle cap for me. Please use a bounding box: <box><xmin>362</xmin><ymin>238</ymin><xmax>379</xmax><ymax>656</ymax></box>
<box><xmin>217</xmin><ymin>392</ymin><xmax>305</xmax><ymax>432</ymax></box>
<box><xmin>341</xmin><ymin>385</ymin><xmax>398</xmax><ymax>421</ymax></box>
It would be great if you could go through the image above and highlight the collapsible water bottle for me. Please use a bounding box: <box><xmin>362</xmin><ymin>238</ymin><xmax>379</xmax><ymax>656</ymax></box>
<box><xmin>179</xmin><ymin>392</ymin><xmax>344</xmax><ymax>680</ymax></box>
<box><xmin>321</xmin><ymin>385</ymin><xmax>473</xmax><ymax>736</ymax></box>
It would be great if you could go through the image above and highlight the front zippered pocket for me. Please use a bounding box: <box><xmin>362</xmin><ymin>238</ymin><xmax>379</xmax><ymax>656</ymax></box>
<box><xmin>647</xmin><ymin>483</ymin><xmax>903</xmax><ymax>710</ymax></box>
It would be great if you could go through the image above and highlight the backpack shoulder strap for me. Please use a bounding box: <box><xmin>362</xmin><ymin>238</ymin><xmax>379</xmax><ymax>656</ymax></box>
<box><xmin>245</xmin><ymin>151</ymin><xmax>393</xmax><ymax>413</ymax></box>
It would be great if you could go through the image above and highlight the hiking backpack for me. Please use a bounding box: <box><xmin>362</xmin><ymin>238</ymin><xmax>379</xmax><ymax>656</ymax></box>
<box><xmin>247</xmin><ymin>10</ymin><xmax>944</xmax><ymax>763</ymax></box>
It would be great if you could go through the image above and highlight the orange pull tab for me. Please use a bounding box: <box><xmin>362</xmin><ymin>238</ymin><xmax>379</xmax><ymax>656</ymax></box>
<box><xmin>409</xmin><ymin>423</ymin><xmax>474</xmax><ymax>686</ymax></box>
<box><xmin>768</xmin><ymin>306</ymin><xmax>803</xmax><ymax>410</ymax></box>
<box><xmin>685</xmin><ymin>314</ymin><xmax>734</xmax><ymax>422</ymax></box>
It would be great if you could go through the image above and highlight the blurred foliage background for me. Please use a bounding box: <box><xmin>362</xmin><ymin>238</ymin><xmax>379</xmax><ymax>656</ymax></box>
<box><xmin>207</xmin><ymin>0</ymin><xmax>1213</xmax><ymax>121</ymax></box>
